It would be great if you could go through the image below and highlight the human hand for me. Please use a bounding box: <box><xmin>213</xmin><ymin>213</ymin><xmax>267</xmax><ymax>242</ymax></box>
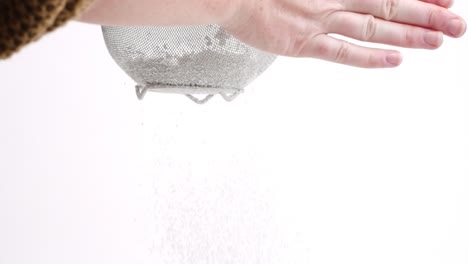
<box><xmin>222</xmin><ymin>0</ymin><xmax>466</xmax><ymax>68</ymax></box>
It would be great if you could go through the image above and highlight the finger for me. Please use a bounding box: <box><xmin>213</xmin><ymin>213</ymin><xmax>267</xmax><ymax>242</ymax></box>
<box><xmin>326</xmin><ymin>12</ymin><xmax>443</xmax><ymax>49</ymax></box>
<box><xmin>419</xmin><ymin>0</ymin><xmax>453</xmax><ymax>8</ymax></box>
<box><xmin>304</xmin><ymin>34</ymin><xmax>403</xmax><ymax>68</ymax></box>
<box><xmin>343</xmin><ymin>0</ymin><xmax>466</xmax><ymax>37</ymax></box>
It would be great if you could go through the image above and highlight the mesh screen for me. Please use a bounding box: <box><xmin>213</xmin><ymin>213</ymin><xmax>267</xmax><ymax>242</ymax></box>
<box><xmin>102</xmin><ymin>24</ymin><xmax>277</xmax><ymax>103</ymax></box>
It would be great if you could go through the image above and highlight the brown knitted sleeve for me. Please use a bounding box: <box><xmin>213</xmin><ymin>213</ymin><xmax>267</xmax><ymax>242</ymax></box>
<box><xmin>0</xmin><ymin>0</ymin><xmax>93</xmax><ymax>59</ymax></box>
<box><xmin>47</xmin><ymin>0</ymin><xmax>94</xmax><ymax>32</ymax></box>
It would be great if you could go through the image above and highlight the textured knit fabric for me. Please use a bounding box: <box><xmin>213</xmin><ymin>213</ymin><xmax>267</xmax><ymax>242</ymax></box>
<box><xmin>0</xmin><ymin>0</ymin><xmax>93</xmax><ymax>59</ymax></box>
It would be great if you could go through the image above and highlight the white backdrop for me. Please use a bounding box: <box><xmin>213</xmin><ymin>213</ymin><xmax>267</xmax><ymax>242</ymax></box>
<box><xmin>0</xmin><ymin>3</ymin><xmax>467</xmax><ymax>264</ymax></box>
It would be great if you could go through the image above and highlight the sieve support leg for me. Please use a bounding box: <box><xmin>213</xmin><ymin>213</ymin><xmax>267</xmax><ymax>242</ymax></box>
<box><xmin>186</xmin><ymin>94</ymin><xmax>215</xmax><ymax>104</ymax></box>
<box><xmin>220</xmin><ymin>90</ymin><xmax>242</xmax><ymax>102</ymax></box>
<box><xmin>136</xmin><ymin>85</ymin><xmax>148</xmax><ymax>100</ymax></box>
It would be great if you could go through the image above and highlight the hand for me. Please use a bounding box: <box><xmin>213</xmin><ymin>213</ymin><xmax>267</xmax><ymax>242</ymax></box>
<box><xmin>222</xmin><ymin>0</ymin><xmax>467</xmax><ymax>68</ymax></box>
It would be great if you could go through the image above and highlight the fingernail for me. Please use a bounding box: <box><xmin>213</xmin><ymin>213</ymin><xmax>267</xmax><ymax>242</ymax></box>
<box><xmin>386</xmin><ymin>53</ymin><xmax>402</xmax><ymax>66</ymax></box>
<box><xmin>447</xmin><ymin>19</ymin><xmax>466</xmax><ymax>37</ymax></box>
<box><xmin>424</xmin><ymin>31</ymin><xmax>442</xmax><ymax>47</ymax></box>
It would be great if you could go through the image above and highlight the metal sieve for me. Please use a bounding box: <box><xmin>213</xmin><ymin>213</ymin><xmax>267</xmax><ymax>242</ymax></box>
<box><xmin>102</xmin><ymin>24</ymin><xmax>277</xmax><ymax>104</ymax></box>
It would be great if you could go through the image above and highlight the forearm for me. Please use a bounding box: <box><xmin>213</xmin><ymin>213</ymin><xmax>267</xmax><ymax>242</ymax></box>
<box><xmin>77</xmin><ymin>0</ymin><xmax>239</xmax><ymax>27</ymax></box>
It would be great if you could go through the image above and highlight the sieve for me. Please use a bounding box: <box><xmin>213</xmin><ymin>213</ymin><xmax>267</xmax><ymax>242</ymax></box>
<box><xmin>102</xmin><ymin>24</ymin><xmax>277</xmax><ymax>104</ymax></box>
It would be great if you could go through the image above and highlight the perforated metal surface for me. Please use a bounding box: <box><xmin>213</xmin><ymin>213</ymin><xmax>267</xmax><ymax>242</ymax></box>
<box><xmin>102</xmin><ymin>25</ymin><xmax>277</xmax><ymax>103</ymax></box>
